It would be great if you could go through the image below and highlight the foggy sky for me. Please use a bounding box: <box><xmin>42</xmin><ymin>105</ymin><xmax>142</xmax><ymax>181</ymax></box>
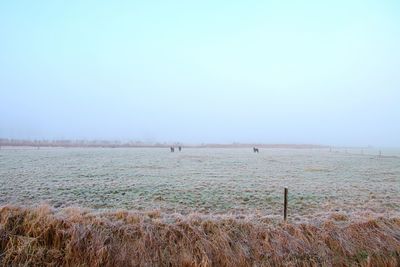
<box><xmin>1</xmin><ymin>1</ymin><xmax>399</xmax><ymax>146</ymax></box>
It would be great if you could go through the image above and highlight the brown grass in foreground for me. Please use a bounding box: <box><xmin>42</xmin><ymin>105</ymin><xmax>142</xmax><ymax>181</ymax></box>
<box><xmin>0</xmin><ymin>205</ymin><xmax>399</xmax><ymax>266</ymax></box>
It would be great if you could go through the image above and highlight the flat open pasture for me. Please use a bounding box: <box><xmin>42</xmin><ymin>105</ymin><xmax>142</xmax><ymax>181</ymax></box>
<box><xmin>1</xmin><ymin>147</ymin><xmax>399</xmax><ymax>221</ymax></box>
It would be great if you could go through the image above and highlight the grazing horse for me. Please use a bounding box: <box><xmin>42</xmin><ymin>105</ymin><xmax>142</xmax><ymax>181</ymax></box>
<box><xmin>170</xmin><ymin>147</ymin><xmax>175</xmax><ymax>152</ymax></box>
<box><xmin>178</xmin><ymin>146</ymin><xmax>182</xmax><ymax>152</ymax></box>
<box><xmin>253</xmin><ymin>147</ymin><xmax>259</xmax><ymax>153</ymax></box>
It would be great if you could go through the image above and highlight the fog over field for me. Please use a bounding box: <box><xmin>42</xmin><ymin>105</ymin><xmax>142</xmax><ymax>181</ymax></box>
<box><xmin>1</xmin><ymin>1</ymin><xmax>400</xmax><ymax>147</ymax></box>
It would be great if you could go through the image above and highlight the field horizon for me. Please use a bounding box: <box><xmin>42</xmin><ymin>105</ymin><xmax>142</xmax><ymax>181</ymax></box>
<box><xmin>1</xmin><ymin>138</ymin><xmax>333</xmax><ymax>149</ymax></box>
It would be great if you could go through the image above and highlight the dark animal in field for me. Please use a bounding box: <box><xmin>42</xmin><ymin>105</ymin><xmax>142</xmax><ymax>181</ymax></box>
<box><xmin>253</xmin><ymin>147</ymin><xmax>259</xmax><ymax>153</ymax></box>
<box><xmin>170</xmin><ymin>147</ymin><xmax>175</xmax><ymax>152</ymax></box>
<box><xmin>178</xmin><ymin>146</ymin><xmax>182</xmax><ymax>151</ymax></box>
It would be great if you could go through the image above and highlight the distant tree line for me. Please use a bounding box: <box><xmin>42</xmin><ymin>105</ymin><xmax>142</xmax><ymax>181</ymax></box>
<box><xmin>0</xmin><ymin>139</ymin><xmax>171</xmax><ymax>148</ymax></box>
<box><xmin>0</xmin><ymin>139</ymin><xmax>328</xmax><ymax>149</ymax></box>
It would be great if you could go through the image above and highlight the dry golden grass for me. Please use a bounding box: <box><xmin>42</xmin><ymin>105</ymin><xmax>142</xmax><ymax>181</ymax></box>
<box><xmin>0</xmin><ymin>205</ymin><xmax>399</xmax><ymax>267</ymax></box>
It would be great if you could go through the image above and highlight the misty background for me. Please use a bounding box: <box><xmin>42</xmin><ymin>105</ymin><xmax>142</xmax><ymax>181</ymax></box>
<box><xmin>0</xmin><ymin>1</ymin><xmax>399</xmax><ymax>146</ymax></box>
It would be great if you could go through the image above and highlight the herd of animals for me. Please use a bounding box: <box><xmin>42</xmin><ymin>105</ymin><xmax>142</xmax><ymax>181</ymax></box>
<box><xmin>170</xmin><ymin>146</ymin><xmax>260</xmax><ymax>153</ymax></box>
<box><xmin>170</xmin><ymin>146</ymin><xmax>182</xmax><ymax>152</ymax></box>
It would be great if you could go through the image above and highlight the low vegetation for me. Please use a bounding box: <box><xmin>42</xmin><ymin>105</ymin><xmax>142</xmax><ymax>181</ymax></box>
<box><xmin>1</xmin><ymin>205</ymin><xmax>399</xmax><ymax>266</ymax></box>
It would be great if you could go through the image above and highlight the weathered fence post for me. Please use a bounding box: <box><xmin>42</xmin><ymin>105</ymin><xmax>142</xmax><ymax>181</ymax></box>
<box><xmin>284</xmin><ymin>187</ymin><xmax>288</xmax><ymax>222</ymax></box>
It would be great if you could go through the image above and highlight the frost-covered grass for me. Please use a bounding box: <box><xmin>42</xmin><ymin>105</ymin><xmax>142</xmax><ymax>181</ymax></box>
<box><xmin>0</xmin><ymin>147</ymin><xmax>399</xmax><ymax>221</ymax></box>
<box><xmin>1</xmin><ymin>205</ymin><xmax>399</xmax><ymax>266</ymax></box>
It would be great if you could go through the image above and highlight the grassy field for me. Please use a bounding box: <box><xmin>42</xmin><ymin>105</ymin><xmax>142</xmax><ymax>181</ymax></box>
<box><xmin>0</xmin><ymin>147</ymin><xmax>399</xmax><ymax>266</ymax></box>
<box><xmin>0</xmin><ymin>147</ymin><xmax>399</xmax><ymax>221</ymax></box>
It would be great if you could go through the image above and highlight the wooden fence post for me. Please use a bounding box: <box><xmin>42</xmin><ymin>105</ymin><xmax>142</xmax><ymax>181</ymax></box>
<box><xmin>284</xmin><ymin>187</ymin><xmax>288</xmax><ymax>222</ymax></box>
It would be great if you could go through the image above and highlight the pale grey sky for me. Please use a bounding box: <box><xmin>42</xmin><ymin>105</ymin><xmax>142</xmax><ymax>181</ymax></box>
<box><xmin>1</xmin><ymin>1</ymin><xmax>399</xmax><ymax>146</ymax></box>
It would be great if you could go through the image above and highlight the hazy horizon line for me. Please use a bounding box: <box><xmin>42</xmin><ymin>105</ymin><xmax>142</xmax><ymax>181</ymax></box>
<box><xmin>1</xmin><ymin>138</ymin><xmax>397</xmax><ymax>149</ymax></box>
